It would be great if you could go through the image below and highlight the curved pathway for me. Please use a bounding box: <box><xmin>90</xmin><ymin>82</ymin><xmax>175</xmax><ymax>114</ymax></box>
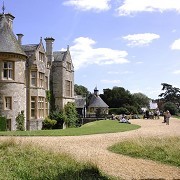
<box><xmin>0</xmin><ymin>117</ymin><xmax>180</xmax><ymax>179</ymax></box>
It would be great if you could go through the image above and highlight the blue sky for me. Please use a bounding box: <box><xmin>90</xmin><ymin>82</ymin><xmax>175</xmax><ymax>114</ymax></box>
<box><xmin>2</xmin><ymin>0</ymin><xmax>180</xmax><ymax>99</ymax></box>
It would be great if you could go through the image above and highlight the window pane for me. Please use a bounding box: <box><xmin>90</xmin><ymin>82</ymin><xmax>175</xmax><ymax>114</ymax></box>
<box><xmin>3</xmin><ymin>70</ymin><xmax>7</xmax><ymax>78</ymax></box>
<box><xmin>8</xmin><ymin>62</ymin><xmax>13</xmax><ymax>68</ymax></box>
<box><xmin>5</xmin><ymin>97</ymin><xmax>12</xmax><ymax>110</ymax></box>
<box><xmin>31</xmin><ymin>97</ymin><xmax>36</xmax><ymax>118</ymax></box>
<box><xmin>9</xmin><ymin>70</ymin><xmax>13</xmax><ymax>79</ymax></box>
<box><xmin>4</xmin><ymin>62</ymin><xmax>7</xmax><ymax>68</ymax></box>
<box><xmin>31</xmin><ymin>72</ymin><xmax>37</xmax><ymax>86</ymax></box>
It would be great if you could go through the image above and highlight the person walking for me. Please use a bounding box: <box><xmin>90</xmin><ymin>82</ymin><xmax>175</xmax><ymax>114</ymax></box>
<box><xmin>165</xmin><ymin>110</ymin><xmax>171</xmax><ymax>125</ymax></box>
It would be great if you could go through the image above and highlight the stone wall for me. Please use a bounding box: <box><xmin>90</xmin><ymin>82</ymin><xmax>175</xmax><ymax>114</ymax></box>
<box><xmin>0</xmin><ymin>83</ymin><xmax>26</xmax><ymax>130</ymax></box>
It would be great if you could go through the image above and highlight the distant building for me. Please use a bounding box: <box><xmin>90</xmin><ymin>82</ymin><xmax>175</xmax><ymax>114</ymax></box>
<box><xmin>88</xmin><ymin>87</ymin><xmax>109</xmax><ymax>115</ymax></box>
<box><xmin>149</xmin><ymin>100</ymin><xmax>158</xmax><ymax>110</ymax></box>
<box><xmin>0</xmin><ymin>11</ymin><xmax>74</xmax><ymax>130</ymax></box>
<box><xmin>75</xmin><ymin>95</ymin><xmax>86</xmax><ymax>118</ymax></box>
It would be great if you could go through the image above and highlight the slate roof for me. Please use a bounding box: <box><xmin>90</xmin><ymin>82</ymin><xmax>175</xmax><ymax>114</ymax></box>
<box><xmin>0</xmin><ymin>14</ymin><xmax>26</xmax><ymax>56</ymax></box>
<box><xmin>75</xmin><ymin>97</ymin><xmax>86</xmax><ymax>108</ymax></box>
<box><xmin>53</xmin><ymin>51</ymin><xmax>66</xmax><ymax>61</ymax></box>
<box><xmin>22</xmin><ymin>44</ymin><xmax>39</xmax><ymax>52</ymax></box>
<box><xmin>88</xmin><ymin>95</ymin><xmax>109</xmax><ymax>108</ymax></box>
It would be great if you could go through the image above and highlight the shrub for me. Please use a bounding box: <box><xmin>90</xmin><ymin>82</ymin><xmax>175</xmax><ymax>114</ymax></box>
<box><xmin>16</xmin><ymin>111</ymin><xmax>25</xmax><ymax>131</ymax></box>
<box><xmin>162</xmin><ymin>102</ymin><xmax>178</xmax><ymax>115</ymax></box>
<box><xmin>64</xmin><ymin>102</ymin><xmax>78</xmax><ymax>128</ymax></box>
<box><xmin>109</xmin><ymin>107</ymin><xmax>130</xmax><ymax>115</ymax></box>
<box><xmin>42</xmin><ymin>117</ymin><xmax>57</xmax><ymax>130</ymax></box>
<box><xmin>49</xmin><ymin>110</ymin><xmax>67</xmax><ymax>129</ymax></box>
<box><xmin>0</xmin><ymin>116</ymin><xmax>7</xmax><ymax>131</ymax></box>
<box><xmin>123</xmin><ymin>105</ymin><xmax>138</xmax><ymax>114</ymax></box>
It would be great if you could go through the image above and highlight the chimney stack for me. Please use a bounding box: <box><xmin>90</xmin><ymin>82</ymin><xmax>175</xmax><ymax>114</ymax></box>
<box><xmin>5</xmin><ymin>13</ymin><xmax>15</xmax><ymax>29</ymax></box>
<box><xmin>16</xmin><ymin>34</ymin><xmax>24</xmax><ymax>45</ymax></box>
<box><xmin>44</xmin><ymin>37</ymin><xmax>55</xmax><ymax>66</ymax></box>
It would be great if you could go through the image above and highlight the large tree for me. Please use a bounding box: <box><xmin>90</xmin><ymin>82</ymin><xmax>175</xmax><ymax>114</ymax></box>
<box><xmin>100</xmin><ymin>86</ymin><xmax>135</xmax><ymax>108</ymax></box>
<box><xmin>74</xmin><ymin>84</ymin><xmax>90</xmax><ymax>97</ymax></box>
<box><xmin>132</xmin><ymin>92</ymin><xmax>150</xmax><ymax>108</ymax></box>
<box><xmin>159</xmin><ymin>83</ymin><xmax>180</xmax><ymax>106</ymax></box>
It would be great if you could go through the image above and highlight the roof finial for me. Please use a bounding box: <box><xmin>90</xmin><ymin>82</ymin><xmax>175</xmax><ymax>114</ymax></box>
<box><xmin>2</xmin><ymin>1</ymin><xmax>5</xmax><ymax>14</ymax></box>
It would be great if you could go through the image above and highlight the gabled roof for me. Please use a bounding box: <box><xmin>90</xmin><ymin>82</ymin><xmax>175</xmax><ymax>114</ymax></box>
<box><xmin>88</xmin><ymin>95</ymin><xmax>109</xmax><ymax>108</ymax></box>
<box><xmin>22</xmin><ymin>44</ymin><xmax>39</xmax><ymax>52</ymax></box>
<box><xmin>53</xmin><ymin>51</ymin><xmax>66</xmax><ymax>61</ymax></box>
<box><xmin>75</xmin><ymin>97</ymin><xmax>86</xmax><ymax>108</ymax></box>
<box><xmin>0</xmin><ymin>14</ymin><xmax>26</xmax><ymax>57</ymax></box>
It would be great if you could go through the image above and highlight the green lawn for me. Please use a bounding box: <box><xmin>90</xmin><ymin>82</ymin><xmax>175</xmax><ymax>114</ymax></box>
<box><xmin>0</xmin><ymin>139</ymin><xmax>111</xmax><ymax>180</ymax></box>
<box><xmin>108</xmin><ymin>136</ymin><xmax>180</xmax><ymax>167</ymax></box>
<box><xmin>0</xmin><ymin>120</ymin><xmax>140</xmax><ymax>136</ymax></box>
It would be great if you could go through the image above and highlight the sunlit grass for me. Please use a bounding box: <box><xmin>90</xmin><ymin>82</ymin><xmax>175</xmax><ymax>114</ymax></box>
<box><xmin>108</xmin><ymin>136</ymin><xmax>180</xmax><ymax>167</ymax></box>
<box><xmin>0</xmin><ymin>139</ymin><xmax>111</xmax><ymax>180</ymax></box>
<box><xmin>0</xmin><ymin>120</ymin><xmax>140</xmax><ymax>136</ymax></box>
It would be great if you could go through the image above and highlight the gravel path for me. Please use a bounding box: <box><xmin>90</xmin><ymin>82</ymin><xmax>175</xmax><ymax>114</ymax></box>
<box><xmin>0</xmin><ymin>117</ymin><xmax>180</xmax><ymax>179</ymax></box>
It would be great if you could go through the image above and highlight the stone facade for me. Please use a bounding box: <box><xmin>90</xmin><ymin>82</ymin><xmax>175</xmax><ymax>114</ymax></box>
<box><xmin>52</xmin><ymin>48</ymin><xmax>74</xmax><ymax>110</ymax></box>
<box><xmin>0</xmin><ymin>12</ymin><xmax>75</xmax><ymax>131</ymax></box>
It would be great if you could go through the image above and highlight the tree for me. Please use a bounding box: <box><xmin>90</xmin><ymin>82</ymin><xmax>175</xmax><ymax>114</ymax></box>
<box><xmin>100</xmin><ymin>87</ymin><xmax>135</xmax><ymax>108</ymax></box>
<box><xmin>159</xmin><ymin>83</ymin><xmax>180</xmax><ymax>106</ymax></box>
<box><xmin>132</xmin><ymin>93</ymin><xmax>150</xmax><ymax>108</ymax></box>
<box><xmin>162</xmin><ymin>102</ymin><xmax>178</xmax><ymax>115</ymax></box>
<box><xmin>64</xmin><ymin>102</ymin><xmax>79</xmax><ymax>128</ymax></box>
<box><xmin>74</xmin><ymin>84</ymin><xmax>90</xmax><ymax>97</ymax></box>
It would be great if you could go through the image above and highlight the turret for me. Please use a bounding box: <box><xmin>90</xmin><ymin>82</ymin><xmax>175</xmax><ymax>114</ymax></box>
<box><xmin>94</xmin><ymin>86</ymin><xmax>99</xmax><ymax>96</ymax></box>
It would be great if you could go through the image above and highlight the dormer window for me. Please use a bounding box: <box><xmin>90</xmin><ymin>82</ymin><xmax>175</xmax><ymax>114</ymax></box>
<box><xmin>3</xmin><ymin>61</ymin><xmax>14</xmax><ymax>80</ymax></box>
<box><xmin>39</xmin><ymin>52</ymin><xmax>44</xmax><ymax>62</ymax></box>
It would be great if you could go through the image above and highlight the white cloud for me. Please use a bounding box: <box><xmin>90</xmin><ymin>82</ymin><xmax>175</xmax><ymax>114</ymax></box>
<box><xmin>101</xmin><ymin>79</ymin><xmax>121</xmax><ymax>84</ymax></box>
<box><xmin>63</xmin><ymin>0</ymin><xmax>111</xmax><ymax>11</ymax></box>
<box><xmin>123</xmin><ymin>33</ymin><xmax>160</xmax><ymax>47</ymax></box>
<box><xmin>69</xmin><ymin>37</ymin><xmax>129</xmax><ymax>70</ymax></box>
<box><xmin>136</xmin><ymin>61</ymin><xmax>143</xmax><ymax>64</ymax></box>
<box><xmin>108</xmin><ymin>71</ymin><xmax>119</xmax><ymax>74</ymax></box>
<box><xmin>171</xmin><ymin>39</ymin><xmax>180</xmax><ymax>50</ymax></box>
<box><xmin>173</xmin><ymin>70</ymin><xmax>180</xmax><ymax>74</ymax></box>
<box><xmin>116</xmin><ymin>0</ymin><xmax>180</xmax><ymax>16</ymax></box>
<box><xmin>172</xmin><ymin>29</ymin><xmax>177</xmax><ymax>33</ymax></box>
<box><xmin>108</xmin><ymin>71</ymin><xmax>133</xmax><ymax>74</ymax></box>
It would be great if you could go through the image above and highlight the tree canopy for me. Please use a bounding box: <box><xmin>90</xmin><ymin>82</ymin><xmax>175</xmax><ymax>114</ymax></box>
<box><xmin>159</xmin><ymin>83</ymin><xmax>180</xmax><ymax>106</ymax></box>
<box><xmin>132</xmin><ymin>92</ymin><xmax>150</xmax><ymax>108</ymax></box>
<box><xmin>74</xmin><ymin>84</ymin><xmax>90</xmax><ymax>97</ymax></box>
<box><xmin>100</xmin><ymin>87</ymin><xmax>135</xmax><ymax>108</ymax></box>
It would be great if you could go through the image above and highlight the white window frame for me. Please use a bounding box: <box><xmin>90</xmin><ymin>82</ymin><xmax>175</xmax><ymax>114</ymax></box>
<box><xmin>3</xmin><ymin>61</ymin><xmax>14</xmax><ymax>80</ymax></box>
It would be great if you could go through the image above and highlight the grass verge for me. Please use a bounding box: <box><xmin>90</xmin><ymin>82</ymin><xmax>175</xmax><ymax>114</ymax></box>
<box><xmin>108</xmin><ymin>136</ymin><xmax>180</xmax><ymax>167</ymax></box>
<box><xmin>0</xmin><ymin>120</ymin><xmax>140</xmax><ymax>136</ymax></box>
<box><xmin>0</xmin><ymin>139</ymin><xmax>112</xmax><ymax>180</ymax></box>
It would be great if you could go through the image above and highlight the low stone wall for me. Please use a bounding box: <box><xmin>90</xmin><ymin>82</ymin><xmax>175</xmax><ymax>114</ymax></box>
<box><xmin>28</xmin><ymin>120</ymin><xmax>43</xmax><ymax>130</ymax></box>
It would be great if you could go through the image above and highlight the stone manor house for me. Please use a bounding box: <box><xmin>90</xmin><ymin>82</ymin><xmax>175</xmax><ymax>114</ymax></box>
<box><xmin>0</xmin><ymin>12</ymin><xmax>74</xmax><ymax>130</ymax></box>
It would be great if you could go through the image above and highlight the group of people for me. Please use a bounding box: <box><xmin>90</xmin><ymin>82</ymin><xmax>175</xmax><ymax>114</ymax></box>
<box><xmin>119</xmin><ymin>114</ymin><xmax>131</xmax><ymax>124</ymax></box>
<box><xmin>111</xmin><ymin>109</ymin><xmax>171</xmax><ymax>125</ymax></box>
<box><xmin>111</xmin><ymin>114</ymin><xmax>131</xmax><ymax>124</ymax></box>
<box><xmin>143</xmin><ymin>109</ymin><xmax>160</xmax><ymax>119</ymax></box>
<box><xmin>143</xmin><ymin>109</ymin><xmax>171</xmax><ymax>125</ymax></box>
